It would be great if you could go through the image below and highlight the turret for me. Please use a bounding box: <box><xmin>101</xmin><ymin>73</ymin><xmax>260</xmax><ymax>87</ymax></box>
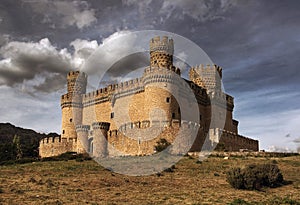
<box><xmin>189</xmin><ymin>64</ymin><xmax>222</xmax><ymax>91</ymax></box>
<box><xmin>60</xmin><ymin>71</ymin><xmax>87</xmax><ymax>140</ymax></box>
<box><xmin>67</xmin><ymin>71</ymin><xmax>87</xmax><ymax>94</ymax></box>
<box><xmin>92</xmin><ymin>122</ymin><xmax>110</xmax><ymax>158</ymax></box>
<box><xmin>75</xmin><ymin>125</ymin><xmax>90</xmax><ymax>153</ymax></box>
<box><xmin>150</xmin><ymin>36</ymin><xmax>174</xmax><ymax>69</ymax></box>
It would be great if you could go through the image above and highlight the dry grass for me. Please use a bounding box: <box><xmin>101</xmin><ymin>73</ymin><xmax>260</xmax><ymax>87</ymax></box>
<box><xmin>0</xmin><ymin>155</ymin><xmax>299</xmax><ymax>205</ymax></box>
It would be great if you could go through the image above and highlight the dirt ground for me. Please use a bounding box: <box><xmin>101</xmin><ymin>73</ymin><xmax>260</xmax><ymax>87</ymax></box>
<box><xmin>0</xmin><ymin>155</ymin><xmax>299</xmax><ymax>205</ymax></box>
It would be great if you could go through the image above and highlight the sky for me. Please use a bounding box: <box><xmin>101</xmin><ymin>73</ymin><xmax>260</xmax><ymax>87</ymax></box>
<box><xmin>0</xmin><ymin>0</ymin><xmax>299</xmax><ymax>152</ymax></box>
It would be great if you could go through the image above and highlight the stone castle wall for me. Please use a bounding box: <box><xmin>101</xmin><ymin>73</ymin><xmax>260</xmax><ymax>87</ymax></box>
<box><xmin>208</xmin><ymin>128</ymin><xmax>259</xmax><ymax>152</ymax></box>
<box><xmin>39</xmin><ymin>36</ymin><xmax>259</xmax><ymax>158</ymax></box>
<box><xmin>219</xmin><ymin>129</ymin><xmax>259</xmax><ymax>151</ymax></box>
<box><xmin>39</xmin><ymin>137</ymin><xmax>77</xmax><ymax>158</ymax></box>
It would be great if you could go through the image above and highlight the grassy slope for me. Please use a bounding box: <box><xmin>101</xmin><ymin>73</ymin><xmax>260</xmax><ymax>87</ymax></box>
<box><xmin>0</xmin><ymin>155</ymin><xmax>299</xmax><ymax>205</ymax></box>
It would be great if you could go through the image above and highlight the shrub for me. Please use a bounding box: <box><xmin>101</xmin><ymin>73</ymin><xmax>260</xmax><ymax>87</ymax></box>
<box><xmin>40</xmin><ymin>152</ymin><xmax>92</xmax><ymax>162</ymax></box>
<box><xmin>227</xmin><ymin>167</ymin><xmax>244</xmax><ymax>189</ymax></box>
<box><xmin>154</xmin><ymin>138</ymin><xmax>170</xmax><ymax>152</ymax></box>
<box><xmin>228</xmin><ymin>198</ymin><xmax>251</xmax><ymax>205</ymax></box>
<box><xmin>226</xmin><ymin>163</ymin><xmax>284</xmax><ymax>190</ymax></box>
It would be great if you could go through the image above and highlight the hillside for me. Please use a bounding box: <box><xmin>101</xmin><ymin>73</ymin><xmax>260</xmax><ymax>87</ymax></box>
<box><xmin>0</xmin><ymin>123</ymin><xmax>59</xmax><ymax>161</ymax></box>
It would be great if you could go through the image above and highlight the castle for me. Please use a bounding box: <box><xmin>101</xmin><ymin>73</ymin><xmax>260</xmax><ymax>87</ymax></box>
<box><xmin>39</xmin><ymin>36</ymin><xmax>259</xmax><ymax>158</ymax></box>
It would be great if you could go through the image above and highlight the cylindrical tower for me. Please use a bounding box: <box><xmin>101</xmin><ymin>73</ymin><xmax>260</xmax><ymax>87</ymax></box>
<box><xmin>143</xmin><ymin>36</ymin><xmax>183</xmax><ymax>126</ymax></box>
<box><xmin>143</xmin><ymin>68</ymin><xmax>181</xmax><ymax>126</ymax></box>
<box><xmin>92</xmin><ymin>122</ymin><xmax>110</xmax><ymax>158</ymax></box>
<box><xmin>67</xmin><ymin>71</ymin><xmax>87</xmax><ymax>94</ymax></box>
<box><xmin>61</xmin><ymin>71</ymin><xmax>87</xmax><ymax>140</ymax></box>
<box><xmin>150</xmin><ymin>36</ymin><xmax>174</xmax><ymax>69</ymax></box>
<box><xmin>189</xmin><ymin>64</ymin><xmax>222</xmax><ymax>91</ymax></box>
<box><xmin>75</xmin><ymin>125</ymin><xmax>90</xmax><ymax>153</ymax></box>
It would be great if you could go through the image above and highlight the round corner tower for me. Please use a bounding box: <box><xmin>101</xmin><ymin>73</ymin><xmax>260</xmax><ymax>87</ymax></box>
<box><xmin>92</xmin><ymin>122</ymin><xmax>110</xmax><ymax>158</ymax></box>
<box><xmin>61</xmin><ymin>71</ymin><xmax>87</xmax><ymax>140</ymax></box>
<box><xmin>143</xmin><ymin>36</ymin><xmax>181</xmax><ymax>125</ymax></box>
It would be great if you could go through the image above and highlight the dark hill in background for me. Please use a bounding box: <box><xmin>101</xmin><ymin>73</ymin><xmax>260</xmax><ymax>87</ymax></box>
<box><xmin>0</xmin><ymin>123</ymin><xmax>59</xmax><ymax>162</ymax></box>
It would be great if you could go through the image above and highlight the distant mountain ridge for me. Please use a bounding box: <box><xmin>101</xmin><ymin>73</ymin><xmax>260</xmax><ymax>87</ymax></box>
<box><xmin>0</xmin><ymin>122</ymin><xmax>59</xmax><ymax>161</ymax></box>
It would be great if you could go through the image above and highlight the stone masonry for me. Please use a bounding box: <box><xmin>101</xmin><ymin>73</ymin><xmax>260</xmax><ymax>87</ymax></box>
<box><xmin>39</xmin><ymin>36</ymin><xmax>259</xmax><ymax>158</ymax></box>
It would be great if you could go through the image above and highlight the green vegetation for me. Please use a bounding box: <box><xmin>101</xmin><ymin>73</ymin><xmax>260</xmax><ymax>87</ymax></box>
<box><xmin>226</xmin><ymin>163</ymin><xmax>284</xmax><ymax>190</ymax></box>
<box><xmin>228</xmin><ymin>198</ymin><xmax>251</xmax><ymax>205</ymax></box>
<box><xmin>0</xmin><ymin>123</ymin><xmax>59</xmax><ymax>163</ymax></box>
<box><xmin>154</xmin><ymin>138</ymin><xmax>171</xmax><ymax>152</ymax></box>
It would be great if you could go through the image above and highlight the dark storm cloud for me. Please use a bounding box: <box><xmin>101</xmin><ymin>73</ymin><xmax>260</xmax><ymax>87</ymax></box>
<box><xmin>0</xmin><ymin>0</ymin><xmax>299</xmax><ymax>150</ymax></box>
<box><xmin>0</xmin><ymin>38</ymin><xmax>73</xmax><ymax>93</ymax></box>
<box><xmin>190</xmin><ymin>0</ymin><xmax>300</xmax><ymax>94</ymax></box>
<box><xmin>33</xmin><ymin>73</ymin><xmax>66</xmax><ymax>93</ymax></box>
<box><xmin>1</xmin><ymin>0</ymin><xmax>299</xmax><ymax>95</ymax></box>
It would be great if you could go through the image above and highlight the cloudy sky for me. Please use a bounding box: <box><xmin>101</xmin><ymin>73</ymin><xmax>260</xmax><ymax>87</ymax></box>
<box><xmin>0</xmin><ymin>0</ymin><xmax>299</xmax><ymax>152</ymax></box>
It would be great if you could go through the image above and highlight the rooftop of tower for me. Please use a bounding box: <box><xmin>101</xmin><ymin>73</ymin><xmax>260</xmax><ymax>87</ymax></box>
<box><xmin>149</xmin><ymin>36</ymin><xmax>174</xmax><ymax>55</ymax></box>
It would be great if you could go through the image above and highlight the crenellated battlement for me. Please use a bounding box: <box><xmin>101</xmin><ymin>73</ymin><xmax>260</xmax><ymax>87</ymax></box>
<box><xmin>191</xmin><ymin>64</ymin><xmax>222</xmax><ymax>78</ymax></box>
<box><xmin>40</xmin><ymin>136</ymin><xmax>61</xmax><ymax>144</ymax></box>
<box><xmin>40</xmin><ymin>137</ymin><xmax>78</xmax><ymax>144</ymax></box>
<box><xmin>82</xmin><ymin>78</ymin><xmax>145</xmax><ymax>107</ymax></box>
<box><xmin>189</xmin><ymin>64</ymin><xmax>223</xmax><ymax>91</ymax></box>
<box><xmin>39</xmin><ymin>136</ymin><xmax>78</xmax><ymax>158</ymax></box>
<box><xmin>150</xmin><ymin>36</ymin><xmax>174</xmax><ymax>69</ymax></box>
<box><xmin>150</xmin><ymin>36</ymin><xmax>174</xmax><ymax>55</ymax></box>
<box><xmin>67</xmin><ymin>71</ymin><xmax>87</xmax><ymax>94</ymax></box>
<box><xmin>83</xmin><ymin>78</ymin><xmax>144</xmax><ymax>100</ymax></box>
<box><xmin>75</xmin><ymin>125</ymin><xmax>90</xmax><ymax>132</ymax></box>
<box><xmin>67</xmin><ymin>70</ymin><xmax>87</xmax><ymax>79</ymax></box>
<box><xmin>92</xmin><ymin>122</ymin><xmax>110</xmax><ymax>130</ymax></box>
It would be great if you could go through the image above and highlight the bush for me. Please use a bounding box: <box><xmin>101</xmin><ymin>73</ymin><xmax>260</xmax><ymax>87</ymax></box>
<box><xmin>226</xmin><ymin>163</ymin><xmax>284</xmax><ymax>190</ymax></box>
<box><xmin>154</xmin><ymin>138</ymin><xmax>170</xmax><ymax>152</ymax></box>
<box><xmin>228</xmin><ymin>198</ymin><xmax>251</xmax><ymax>205</ymax></box>
<box><xmin>40</xmin><ymin>152</ymin><xmax>92</xmax><ymax>162</ymax></box>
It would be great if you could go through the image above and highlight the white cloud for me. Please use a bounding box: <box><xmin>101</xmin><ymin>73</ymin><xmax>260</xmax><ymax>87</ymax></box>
<box><xmin>234</xmin><ymin>90</ymin><xmax>300</xmax><ymax>152</ymax></box>
<box><xmin>0</xmin><ymin>32</ymin><xmax>137</xmax><ymax>93</ymax></box>
<box><xmin>83</xmin><ymin>31</ymin><xmax>142</xmax><ymax>75</ymax></box>
<box><xmin>0</xmin><ymin>34</ymin><xmax>9</xmax><ymax>47</ymax></box>
<box><xmin>70</xmin><ymin>39</ymin><xmax>99</xmax><ymax>68</ymax></box>
<box><xmin>27</xmin><ymin>0</ymin><xmax>97</xmax><ymax>29</ymax></box>
<box><xmin>268</xmin><ymin>145</ymin><xmax>295</xmax><ymax>153</ymax></box>
<box><xmin>0</xmin><ymin>38</ymin><xmax>72</xmax><ymax>88</ymax></box>
<box><xmin>0</xmin><ymin>38</ymin><xmax>75</xmax><ymax>94</ymax></box>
